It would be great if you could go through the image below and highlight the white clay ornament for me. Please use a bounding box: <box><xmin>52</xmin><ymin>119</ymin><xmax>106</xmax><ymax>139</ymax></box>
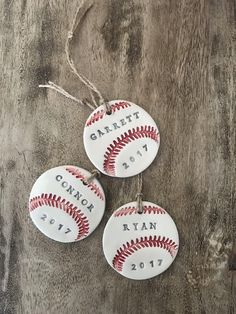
<box><xmin>83</xmin><ymin>100</ymin><xmax>160</xmax><ymax>178</ymax></box>
<box><xmin>103</xmin><ymin>201</ymin><xmax>179</xmax><ymax>280</ymax></box>
<box><xmin>29</xmin><ymin>166</ymin><xmax>105</xmax><ymax>243</ymax></box>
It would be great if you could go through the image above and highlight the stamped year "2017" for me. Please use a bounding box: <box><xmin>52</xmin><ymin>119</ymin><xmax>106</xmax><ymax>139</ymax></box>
<box><xmin>122</xmin><ymin>144</ymin><xmax>148</xmax><ymax>170</ymax></box>
<box><xmin>40</xmin><ymin>214</ymin><xmax>72</xmax><ymax>234</ymax></box>
<box><xmin>131</xmin><ymin>259</ymin><xmax>163</xmax><ymax>270</ymax></box>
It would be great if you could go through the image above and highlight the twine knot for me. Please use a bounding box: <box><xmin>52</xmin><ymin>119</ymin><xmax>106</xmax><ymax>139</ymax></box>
<box><xmin>136</xmin><ymin>192</ymin><xmax>143</xmax><ymax>214</ymax></box>
<box><xmin>101</xmin><ymin>99</ymin><xmax>112</xmax><ymax>114</ymax></box>
<box><xmin>68</xmin><ymin>31</ymin><xmax>73</xmax><ymax>39</ymax></box>
<box><xmin>84</xmin><ymin>169</ymin><xmax>101</xmax><ymax>185</ymax></box>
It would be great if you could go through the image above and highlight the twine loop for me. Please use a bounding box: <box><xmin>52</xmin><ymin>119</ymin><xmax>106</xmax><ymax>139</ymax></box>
<box><xmin>68</xmin><ymin>31</ymin><xmax>73</xmax><ymax>39</ymax></box>
<box><xmin>102</xmin><ymin>99</ymin><xmax>112</xmax><ymax>114</ymax></box>
<box><xmin>136</xmin><ymin>174</ymin><xmax>143</xmax><ymax>214</ymax></box>
<box><xmin>39</xmin><ymin>0</ymin><xmax>107</xmax><ymax>112</ymax></box>
<box><xmin>84</xmin><ymin>169</ymin><xmax>101</xmax><ymax>185</ymax></box>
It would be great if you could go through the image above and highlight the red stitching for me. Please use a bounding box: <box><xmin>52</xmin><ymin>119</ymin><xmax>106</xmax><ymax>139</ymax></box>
<box><xmin>85</xmin><ymin>101</ymin><xmax>131</xmax><ymax>126</ymax></box>
<box><xmin>103</xmin><ymin>126</ymin><xmax>159</xmax><ymax>176</ymax></box>
<box><xmin>114</xmin><ymin>205</ymin><xmax>166</xmax><ymax>217</ymax></box>
<box><xmin>65</xmin><ymin>167</ymin><xmax>105</xmax><ymax>201</ymax></box>
<box><xmin>29</xmin><ymin>193</ymin><xmax>89</xmax><ymax>240</ymax></box>
<box><xmin>112</xmin><ymin>236</ymin><xmax>178</xmax><ymax>272</ymax></box>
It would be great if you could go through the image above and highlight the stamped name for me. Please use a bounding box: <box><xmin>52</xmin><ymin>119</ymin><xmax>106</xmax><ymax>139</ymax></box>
<box><xmin>55</xmin><ymin>175</ymin><xmax>94</xmax><ymax>212</ymax></box>
<box><xmin>90</xmin><ymin>111</ymin><xmax>140</xmax><ymax>141</ymax></box>
<box><xmin>123</xmin><ymin>222</ymin><xmax>157</xmax><ymax>231</ymax></box>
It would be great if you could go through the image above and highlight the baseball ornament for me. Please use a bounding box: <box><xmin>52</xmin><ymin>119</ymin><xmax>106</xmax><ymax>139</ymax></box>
<box><xmin>83</xmin><ymin>100</ymin><xmax>160</xmax><ymax>178</ymax></box>
<box><xmin>103</xmin><ymin>201</ymin><xmax>179</xmax><ymax>280</ymax></box>
<box><xmin>29</xmin><ymin>166</ymin><xmax>105</xmax><ymax>243</ymax></box>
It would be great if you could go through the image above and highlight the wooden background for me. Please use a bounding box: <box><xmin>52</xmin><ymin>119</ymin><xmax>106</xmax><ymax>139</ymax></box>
<box><xmin>0</xmin><ymin>0</ymin><xmax>235</xmax><ymax>313</ymax></box>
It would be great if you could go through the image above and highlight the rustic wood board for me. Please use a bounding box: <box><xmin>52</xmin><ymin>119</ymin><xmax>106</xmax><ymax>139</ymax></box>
<box><xmin>0</xmin><ymin>0</ymin><xmax>235</xmax><ymax>313</ymax></box>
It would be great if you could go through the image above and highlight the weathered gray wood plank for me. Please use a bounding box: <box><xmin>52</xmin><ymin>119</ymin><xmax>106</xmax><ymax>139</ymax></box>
<box><xmin>0</xmin><ymin>0</ymin><xmax>235</xmax><ymax>313</ymax></box>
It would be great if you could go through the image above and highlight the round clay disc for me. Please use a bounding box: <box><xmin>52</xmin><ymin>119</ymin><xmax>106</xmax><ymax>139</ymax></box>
<box><xmin>83</xmin><ymin>100</ymin><xmax>160</xmax><ymax>178</ymax></box>
<box><xmin>29</xmin><ymin>165</ymin><xmax>105</xmax><ymax>243</ymax></box>
<box><xmin>103</xmin><ymin>201</ymin><xmax>179</xmax><ymax>280</ymax></box>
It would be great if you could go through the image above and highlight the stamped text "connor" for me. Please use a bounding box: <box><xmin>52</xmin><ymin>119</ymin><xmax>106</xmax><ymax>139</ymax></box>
<box><xmin>55</xmin><ymin>175</ymin><xmax>94</xmax><ymax>212</ymax></box>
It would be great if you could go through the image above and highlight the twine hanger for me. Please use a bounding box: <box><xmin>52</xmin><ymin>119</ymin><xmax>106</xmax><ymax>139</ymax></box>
<box><xmin>38</xmin><ymin>0</ymin><xmax>143</xmax><ymax>195</ymax></box>
<box><xmin>39</xmin><ymin>0</ymin><xmax>111</xmax><ymax>113</ymax></box>
<box><xmin>39</xmin><ymin>81</ymin><xmax>96</xmax><ymax>110</ymax></box>
<box><xmin>136</xmin><ymin>173</ymin><xmax>144</xmax><ymax>214</ymax></box>
<box><xmin>84</xmin><ymin>169</ymin><xmax>101</xmax><ymax>185</ymax></box>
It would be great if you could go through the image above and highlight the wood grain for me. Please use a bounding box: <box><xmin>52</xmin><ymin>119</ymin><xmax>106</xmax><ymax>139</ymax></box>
<box><xmin>0</xmin><ymin>0</ymin><xmax>235</xmax><ymax>313</ymax></box>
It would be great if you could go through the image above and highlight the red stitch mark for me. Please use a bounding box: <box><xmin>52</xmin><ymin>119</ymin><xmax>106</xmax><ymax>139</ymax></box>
<box><xmin>103</xmin><ymin>126</ymin><xmax>159</xmax><ymax>176</ymax></box>
<box><xmin>86</xmin><ymin>101</ymin><xmax>131</xmax><ymax>127</ymax></box>
<box><xmin>29</xmin><ymin>193</ymin><xmax>89</xmax><ymax>240</ymax></box>
<box><xmin>65</xmin><ymin>167</ymin><xmax>105</xmax><ymax>201</ymax></box>
<box><xmin>113</xmin><ymin>236</ymin><xmax>178</xmax><ymax>272</ymax></box>
<box><xmin>114</xmin><ymin>205</ymin><xmax>166</xmax><ymax>217</ymax></box>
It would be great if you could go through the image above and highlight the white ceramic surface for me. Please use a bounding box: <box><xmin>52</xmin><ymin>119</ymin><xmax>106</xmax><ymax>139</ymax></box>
<box><xmin>83</xmin><ymin>100</ymin><xmax>160</xmax><ymax>178</ymax></box>
<box><xmin>103</xmin><ymin>201</ymin><xmax>179</xmax><ymax>280</ymax></box>
<box><xmin>29</xmin><ymin>166</ymin><xmax>105</xmax><ymax>243</ymax></box>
